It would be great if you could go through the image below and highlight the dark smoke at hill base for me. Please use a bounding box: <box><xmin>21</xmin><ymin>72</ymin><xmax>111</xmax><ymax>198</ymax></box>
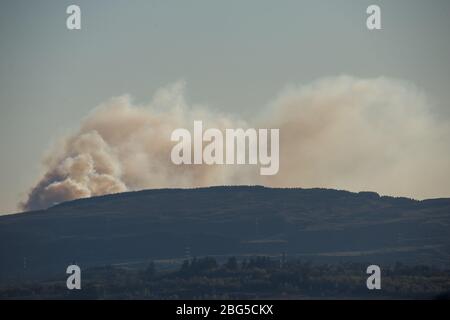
<box><xmin>21</xmin><ymin>76</ymin><xmax>450</xmax><ymax>211</ymax></box>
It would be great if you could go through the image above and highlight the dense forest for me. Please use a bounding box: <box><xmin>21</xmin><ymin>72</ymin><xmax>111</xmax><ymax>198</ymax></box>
<box><xmin>1</xmin><ymin>256</ymin><xmax>449</xmax><ymax>299</ymax></box>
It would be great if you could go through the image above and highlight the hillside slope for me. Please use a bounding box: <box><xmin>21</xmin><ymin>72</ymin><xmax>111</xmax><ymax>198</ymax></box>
<box><xmin>1</xmin><ymin>186</ymin><xmax>449</xmax><ymax>283</ymax></box>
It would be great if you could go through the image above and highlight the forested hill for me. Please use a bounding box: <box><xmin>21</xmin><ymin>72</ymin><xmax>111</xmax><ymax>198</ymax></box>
<box><xmin>1</xmin><ymin>186</ymin><xmax>449</xmax><ymax>283</ymax></box>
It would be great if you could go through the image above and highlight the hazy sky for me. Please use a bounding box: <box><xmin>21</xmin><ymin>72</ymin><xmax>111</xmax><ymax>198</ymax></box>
<box><xmin>1</xmin><ymin>0</ymin><xmax>450</xmax><ymax>213</ymax></box>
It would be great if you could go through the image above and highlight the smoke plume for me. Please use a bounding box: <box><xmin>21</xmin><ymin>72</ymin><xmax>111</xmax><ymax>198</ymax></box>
<box><xmin>21</xmin><ymin>76</ymin><xmax>450</xmax><ymax>211</ymax></box>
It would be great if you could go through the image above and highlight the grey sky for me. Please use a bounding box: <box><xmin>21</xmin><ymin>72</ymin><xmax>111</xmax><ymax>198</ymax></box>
<box><xmin>1</xmin><ymin>0</ymin><xmax>450</xmax><ymax>213</ymax></box>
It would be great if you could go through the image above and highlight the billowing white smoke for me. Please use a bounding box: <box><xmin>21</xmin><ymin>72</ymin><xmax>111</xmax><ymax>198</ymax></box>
<box><xmin>21</xmin><ymin>76</ymin><xmax>450</xmax><ymax>211</ymax></box>
<box><xmin>259</xmin><ymin>76</ymin><xmax>450</xmax><ymax>199</ymax></box>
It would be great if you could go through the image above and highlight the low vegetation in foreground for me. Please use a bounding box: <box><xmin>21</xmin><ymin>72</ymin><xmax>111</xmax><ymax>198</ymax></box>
<box><xmin>1</xmin><ymin>256</ymin><xmax>450</xmax><ymax>299</ymax></box>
